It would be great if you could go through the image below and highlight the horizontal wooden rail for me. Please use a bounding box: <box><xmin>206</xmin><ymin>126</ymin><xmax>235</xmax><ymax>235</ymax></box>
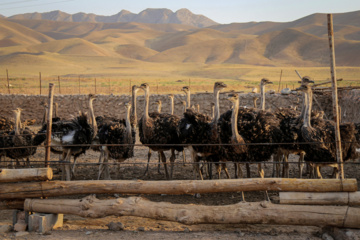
<box><xmin>24</xmin><ymin>195</ymin><xmax>360</xmax><ymax>228</ymax></box>
<box><xmin>280</xmin><ymin>192</ymin><xmax>360</xmax><ymax>206</ymax></box>
<box><xmin>0</xmin><ymin>178</ymin><xmax>357</xmax><ymax>199</ymax></box>
<box><xmin>0</xmin><ymin>168</ymin><xmax>53</xmax><ymax>183</ymax></box>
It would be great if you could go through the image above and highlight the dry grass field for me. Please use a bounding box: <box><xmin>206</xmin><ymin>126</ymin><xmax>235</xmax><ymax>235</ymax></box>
<box><xmin>1</xmin><ymin>64</ymin><xmax>360</xmax><ymax>95</ymax></box>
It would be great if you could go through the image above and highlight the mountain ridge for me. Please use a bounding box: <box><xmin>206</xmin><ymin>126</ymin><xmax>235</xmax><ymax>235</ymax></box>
<box><xmin>8</xmin><ymin>8</ymin><xmax>218</xmax><ymax>28</ymax></box>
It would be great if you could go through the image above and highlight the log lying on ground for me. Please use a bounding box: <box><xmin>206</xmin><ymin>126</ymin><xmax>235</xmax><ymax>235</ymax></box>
<box><xmin>24</xmin><ymin>195</ymin><xmax>360</xmax><ymax>228</ymax></box>
<box><xmin>0</xmin><ymin>200</ymin><xmax>25</xmax><ymax>210</ymax></box>
<box><xmin>280</xmin><ymin>192</ymin><xmax>360</xmax><ymax>206</ymax></box>
<box><xmin>0</xmin><ymin>178</ymin><xmax>357</xmax><ymax>199</ymax></box>
<box><xmin>0</xmin><ymin>168</ymin><xmax>53</xmax><ymax>183</ymax></box>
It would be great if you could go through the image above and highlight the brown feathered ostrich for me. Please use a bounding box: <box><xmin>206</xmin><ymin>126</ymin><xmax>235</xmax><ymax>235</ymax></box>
<box><xmin>5</xmin><ymin>108</ymin><xmax>40</xmax><ymax>167</ymax></box>
<box><xmin>297</xmin><ymin>84</ymin><xmax>358</xmax><ymax>178</ymax></box>
<box><xmin>97</xmin><ymin>102</ymin><xmax>134</xmax><ymax>179</ymax></box>
<box><xmin>178</xmin><ymin>82</ymin><xmax>229</xmax><ymax>180</ymax></box>
<box><xmin>35</xmin><ymin>94</ymin><xmax>98</xmax><ymax>181</ymax></box>
<box><xmin>139</xmin><ymin>83</ymin><xmax>183</xmax><ymax>179</ymax></box>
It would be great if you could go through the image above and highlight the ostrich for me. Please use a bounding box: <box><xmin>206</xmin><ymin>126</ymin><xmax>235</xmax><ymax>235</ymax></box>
<box><xmin>297</xmin><ymin>84</ymin><xmax>358</xmax><ymax>178</ymax></box>
<box><xmin>218</xmin><ymin>97</ymin><xmax>283</xmax><ymax>200</ymax></box>
<box><xmin>130</xmin><ymin>85</ymin><xmax>140</xmax><ymax>130</ymax></box>
<box><xmin>36</xmin><ymin>94</ymin><xmax>97</xmax><ymax>180</ymax></box>
<box><xmin>6</xmin><ymin>108</ymin><xmax>41</xmax><ymax>167</ymax></box>
<box><xmin>97</xmin><ymin>102</ymin><xmax>134</xmax><ymax>179</ymax></box>
<box><xmin>218</xmin><ymin>94</ymin><xmax>247</xmax><ymax>178</ymax></box>
<box><xmin>139</xmin><ymin>83</ymin><xmax>183</xmax><ymax>179</ymax></box>
<box><xmin>178</xmin><ymin>82</ymin><xmax>229</xmax><ymax>180</ymax></box>
<box><xmin>260</xmin><ymin>78</ymin><xmax>273</xmax><ymax>110</ymax></box>
<box><xmin>273</xmin><ymin>76</ymin><xmax>315</xmax><ymax>178</ymax></box>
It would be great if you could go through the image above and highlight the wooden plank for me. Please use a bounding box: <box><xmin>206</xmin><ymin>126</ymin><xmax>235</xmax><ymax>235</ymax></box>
<box><xmin>0</xmin><ymin>168</ymin><xmax>53</xmax><ymax>183</ymax></box>
<box><xmin>24</xmin><ymin>195</ymin><xmax>360</xmax><ymax>228</ymax></box>
<box><xmin>0</xmin><ymin>178</ymin><xmax>357</xmax><ymax>199</ymax></box>
<box><xmin>0</xmin><ymin>199</ymin><xmax>24</xmax><ymax>210</ymax></box>
<box><xmin>280</xmin><ymin>192</ymin><xmax>360</xmax><ymax>206</ymax></box>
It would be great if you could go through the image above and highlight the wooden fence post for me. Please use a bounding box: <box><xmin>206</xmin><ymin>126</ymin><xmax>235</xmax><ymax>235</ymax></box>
<box><xmin>278</xmin><ymin>69</ymin><xmax>282</xmax><ymax>92</ymax></box>
<box><xmin>39</xmin><ymin>72</ymin><xmax>42</xmax><ymax>95</ymax></box>
<box><xmin>6</xmin><ymin>69</ymin><xmax>10</xmax><ymax>94</ymax></box>
<box><xmin>327</xmin><ymin>14</ymin><xmax>344</xmax><ymax>179</ymax></box>
<box><xmin>58</xmin><ymin>76</ymin><xmax>61</xmax><ymax>94</ymax></box>
<box><xmin>45</xmin><ymin>83</ymin><xmax>55</xmax><ymax>167</ymax></box>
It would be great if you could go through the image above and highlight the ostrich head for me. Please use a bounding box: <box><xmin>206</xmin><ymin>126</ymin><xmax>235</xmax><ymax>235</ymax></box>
<box><xmin>181</xmin><ymin>86</ymin><xmax>190</xmax><ymax>94</ymax></box>
<box><xmin>227</xmin><ymin>93</ymin><xmax>239</xmax><ymax>104</ymax></box>
<box><xmin>260</xmin><ymin>78</ymin><xmax>273</xmax><ymax>86</ymax></box>
<box><xmin>214</xmin><ymin>82</ymin><xmax>227</xmax><ymax>92</ymax></box>
<box><xmin>125</xmin><ymin>102</ymin><xmax>132</xmax><ymax>111</ymax></box>
<box><xmin>88</xmin><ymin>94</ymin><xmax>96</xmax><ymax>101</ymax></box>
<box><xmin>132</xmin><ymin>85</ymin><xmax>139</xmax><ymax>95</ymax></box>
<box><xmin>298</xmin><ymin>76</ymin><xmax>315</xmax><ymax>85</ymax></box>
<box><xmin>181</xmin><ymin>100</ymin><xmax>186</xmax><ymax>106</ymax></box>
<box><xmin>168</xmin><ymin>94</ymin><xmax>174</xmax><ymax>100</ymax></box>
<box><xmin>139</xmin><ymin>83</ymin><xmax>150</xmax><ymax>92</ymax></box>
<box><xmin>296</xmin><ymin>84</ymin><xmax>311</xmax><ymax>93</ymax></box>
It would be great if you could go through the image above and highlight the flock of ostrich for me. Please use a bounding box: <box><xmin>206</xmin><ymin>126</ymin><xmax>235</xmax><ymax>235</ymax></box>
<box><xmin>0</xmin><ymin>77</ymin><xmax>359</xmax><ymax>186</ymax></box>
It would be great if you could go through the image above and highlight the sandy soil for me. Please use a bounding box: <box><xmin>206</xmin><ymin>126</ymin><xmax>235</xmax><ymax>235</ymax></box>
<box><xmin>0</xmin><ymin>127</ymin><xmax>360</xmax><ymax>239</ymax></box>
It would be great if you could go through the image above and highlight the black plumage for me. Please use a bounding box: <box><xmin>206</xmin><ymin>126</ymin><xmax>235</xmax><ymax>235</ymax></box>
<box><xmin>97</xmin><ymin>103</ymin><xmax>135</xmax><ymax>179</ymax></box>
<box><xmin>298</xmin><ymin>84</ymin><xmax>358</xmax><ymax>178</ymax></box>
<box><xmin>138</xmin><ymin>83</ymin><xmax>183</xmax><ymax>179</ymax></box>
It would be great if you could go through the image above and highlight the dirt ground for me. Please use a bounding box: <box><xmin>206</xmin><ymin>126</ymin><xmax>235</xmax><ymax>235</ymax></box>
<box><xmin>0</xmin><ymin>126</ymin><xmax>360</xmax><ymax>239</ymax></box>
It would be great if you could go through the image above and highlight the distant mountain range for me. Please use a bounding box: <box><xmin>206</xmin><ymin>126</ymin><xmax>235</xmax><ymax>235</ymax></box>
<box><xmin>1</xmin><ymin>9</ymin><xmax>360</xmax><ymax>69</ymax></box>
<box><xmin>8</xmin><ymin>8</ymin><xmax>218</xmax><ymax>28</ymax></box>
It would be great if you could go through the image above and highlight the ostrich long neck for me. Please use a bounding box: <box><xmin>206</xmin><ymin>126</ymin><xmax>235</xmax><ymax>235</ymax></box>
<box><xmin>17</xmin><ymin>110</ymin><xmax>22</xmax><ymax>130</ymax></box>
<box><xmin>211</xmin><ymin>105</ymin><xmax>215</xmax><ymax>119</ymax></box>
<box><xmin>144</xmin><ymin>88</ymin><xmax>150</xmax><ymax>121</ymax></box>
<box><xmin>231</xmin><ymin>99</ymin><xmax>240</xmax><ymax>141</ymax></box>
<box><xmin>170</xmin><ymin>98</ymin><xmax>174</xmax><ymax>115</ymax></box>
<box><xmin>125</xmin><ymin>106</ymin><xmax>132</xmax><ymax>140</ymax></box>
<box><xmin>299</xmin><ymin>92</ymin><xmax>308</xmax><ymax>120</ymax></box>
<box><xmin>212</xmin><ymin>88</ymin><xmax>221</xmax><ymax>124</ymax></box>
<box><xmin>253</xmin><ymin>98</ymin><xmax>258</xmax><ymax>108</ymax></box>
<box><xmin>260</xmin><ymin>83</ymin><xmax>266</xmax><ymax>110</ymax></box>
<box><xmin>186</xmin><ymin>90</ymin><xmax>191</xmax><ymax>108</ymax></box>
<box><xmin>131</xmin><ymin>88</ymin><xmax>137</xmax><ymax>124</ymax></box>
<box><xmin>14</xmin><ymin>111</ymin><xmax>20</xmax><ymax>135</ymax></box>
<box><xmin>157</xmin><ymin>102</ymin><xmax>162</xmax><ymax>113</ymax></box>
<box><xmin>303</xmin><ymin>88</ymin><xmax>312</xmax><ymax>128</ymax></box>
<box><xmin>89</xmin><ymin>99</ymin><xmax>97</xmax><ymax>137</ymax></box>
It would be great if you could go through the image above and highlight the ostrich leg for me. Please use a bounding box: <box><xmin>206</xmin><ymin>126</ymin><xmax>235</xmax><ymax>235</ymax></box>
<box><xmin>282</xmin><ymin>154</ymin><xmax>290</xmax><ymax>178</ymax></box>
<box><xmin>182</xmin><ymin>150</ymin><xmax>186</xmax><ymax>166</ymax></box>
<box><xmin>170</xmin><ymin>149</ymin><xmax>176</xmax><ymax>179</ymax></box>
<box><xmin>71</xmin><ymin>156</ymin><xmax>79</xmax><ymax>180</ymax></box>
<box><xmin>157</xmin><ymin>152</ymin><xmax>161</xmax><ymax>174</ymax></box>
<box><xmin>159</xmin><ymin>151</ymin><xmax>170</xmax><ymax>179</ymax></box>
<box><xmin>298</xmin><ymin>152</ymin><xmax>305</xmax><ymax>178</ymax></box>
<box><xmin>143</xmin><ymin>149</ymin><xmax>152</xmax><ymax>176</ymax></box>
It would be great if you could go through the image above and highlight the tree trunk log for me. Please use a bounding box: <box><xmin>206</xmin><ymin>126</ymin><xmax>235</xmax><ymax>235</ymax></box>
<box><xmin>0</xmin><ymin>178</ymin><xmax>357</xmax><ymax>199</ymax></box>
<box><xmin>24</xmin><ymin>195</ymin><xmax>360</xmax><ymax>228</ymax></box>
<box><xmin>280</xmin><ymin>192</ymin><xmax>360</xmax><ymax>206</ymax></box>
<box><xmin>0</xmin><ymin>199</ymin><xmax>24</xmax><ymax>210</ymax></box>
<box><xmin>0</xmin><ymin>168</ymin><xmax>53</xmax><ymax>183</ymax></box>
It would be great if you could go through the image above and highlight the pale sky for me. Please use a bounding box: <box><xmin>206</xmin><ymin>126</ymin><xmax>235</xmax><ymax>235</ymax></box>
<box><xmin>1</xmin><ymin>0</ymin><xmax>360</xmax><ymax>24</ymax></box>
